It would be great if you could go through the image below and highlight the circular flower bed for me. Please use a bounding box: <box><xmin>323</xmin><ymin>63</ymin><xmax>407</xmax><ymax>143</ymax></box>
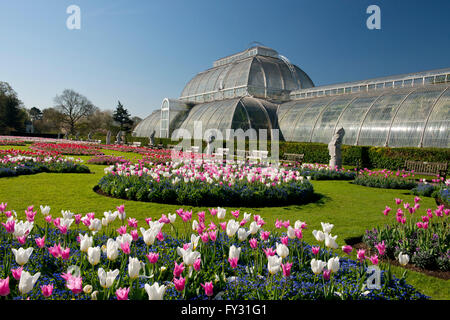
<box><xmin>0</xmin><ymin>203</ymin><xmax>428</xmax><ymax>300</ymax></box>
<box><xmin>96</xmin><ymin>161</ymin><xmax>316</xmax><ymax>207</ymax></box>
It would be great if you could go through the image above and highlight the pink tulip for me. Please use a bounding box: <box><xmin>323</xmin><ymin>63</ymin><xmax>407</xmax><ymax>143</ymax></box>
<box><xmin>116</xmin><ymin>287</ymin><xmax>130</xmax><ymax>300</ymax></box>
<box><xmin>174</xmin><ymin>277</ymin><xmax>186</xmax><ymax>292</ymax></box>
<box><xmin>57</xmin><ymin>225</ymin><xmax>68</xmax><ymax>235</ymax></box>
<box><xmin>249</xmin><ymin>238</ymin><xmax>258</xmax><ymax>249</ymax></box>
<box><xmin>231</xmin><ymin>210</ymin><xmax>240</xmax><ymax>219</ymax></box>
<box><xmin>53</xmin><ymin>217</ymin><xmax>60</xmax><ymax>227</ymax></box>
<box><xmin>4</xmin><ymin>211</ymin><xmax>12</xmax><ymax>218</ymax></box>
<box><xmin>282</xmin><ymin>262</ymin><xmax>292</xmax><ymax>277</ymax></box>
<box><xmin>282</xmin><ymin>220</ymin><xmax>290</xmax><ymax>228</ymax></box>
<box><xmin>311</xmin><ymin>246</ymin><xmax>320</xmax><ymax>255</ymax></box>
<box><xmin>145</xmin><ymin>217</ymin><xmax>152</xmax><ymax>225</ymax></box>
<box><xmin>131</xmin><ymin>229</ymin><xmax>139</xmax><ymax>241</ymax></box>
<box><xmin>219</xmin><ymin>222</ymin><xmax>227</xmax><ymax>231</ymax></box>
<box><xmin>41</xmin><ymin>284</ymin><xmax>54</xmax><ymax>297</ymax></box>
<box><xmin>239</xmin><ymin>219</ymin><xmax>247</xmax><ymax>226</ymax></box>
<box><xmin>414</xmin><ymin>196</ymin><xmax>421</xmax><ymax>204</ymax></box>
<box><xmin>374</xmin><ymin>241</ymin><xmax>385</xmax><ymax>256</ymax></box>
<box><xmin>0</xmin><ymin>277</ymin><xmax>10</xmax><ymax>296</ymax></box>
<box><xmin>275</xmin><ymin>219</ymin><xmax>283</xmax><ymax>229</ymax></box>
<box><xmin>66</xmin><ymin>275</ymin><xmax>83</xmax><ymax>294</ymax></box>
<box><xmin>228</xmin><ymin>257</ymin><xmax>238</xmax><ymax>269</ymax></box>
<box><xmin>208</xmin><ymin>230</ymin><xmax>217</xmax><ymax>242</ymax></box>
<box><xmin>120</xmin><ymin>242</ymin><xmax>130</xmax><ymax>255</ymax></box>
<box><xmin>128</xmin><ymin>218</ymin><xmax>138</xmax><ymax>228</ymax></box>
<box><xmin>116</xmin><ymin>205</ymin><xmax>125</xmax><ymax>214</ymax></box>
<box><xmin>383</xmin><ymin>206</ymin><xmax>391</xmax><ymax>216</ymax></box>
<box><xmin>11</xmin><ymin>267</ymin><xmax>22</xmax><ymax>281</ymax></box>
<box><xmin>263</xmin><ymin>247</ymin><xmax>276</xmax><ymax>257</ymax></box>
<box><xmin>117</xmin><ymin>226</ymin><xmax>127</xmax><ymax>235</ymax></box>
<box><xmin>48</xmin><ymin>243</ymin><xmax>63</xmax><ymax>258</ymax></box>
<box><xmin>208</xmin><ymin>222</ymin><xmax>217</xmax><ymax>231</ymax></box>
<box><xmin>209</xmin><ymin>208</ymin><xmax>217</xmax><ymax>216</ymax></box>
<box><xmin>146</xmin><ymin>252</ymin><xmax>159</xmax><ymax>264</ymax></box>
<box><xmin>193</xmin><ymin>258</ymin><xmax>201</xmax><ymax>272</ymax></box>
<box><xmin>201</xmin><ymin>281</ymin><xmax>214</xmax><ymax>297</ymax></box>
<box><xmin>156</xmin><ymin>231</ymin><xmax>164</xmax><ymax>241</ymax></box>
<box><xmin>17</xmin><ymin>236</ymin><xmax>27</xmax><ymax>245</ymax></box>
<box><xmin>370</xmin><ymin>255</ymin><xmax>379</xmax><ymax>265</ymax></box>
<box><xmin>197</xmin><ymin>211</ymin><xmax>205</xmax><ymax>222</ymax></box>
<box><xmin>422</xmin><ymin>215</ymin><xmax>429</xmax><ymax>223</ymax></box>
<box><xmin>295</xmin><ymin>228</ymin><xmax>303</xmax><ymax>239</ymax></box>
<box><xmin>61</xmin><ymin>247</ymin><xmax>70</xmax><ymax>260</ymax></box>
<box><xmin>280</xmin><ymin>236</ymin><xmax>289</xmax><ymax>246</ymax></box>
<box><xmin>322</xmin><ymin>269</ymin><xmax>331</xmax><ymax>280</ymax></box>
<box><xmin>0</xmin><ymin>202</ymin><xmax>7</xmax><ymax>213</ymax></box>
<box><xmin>173</xmin><ymin>262</ymin><xmax>185</xmax><ymax>278</ymax></box>
<box><xmin>200</xmin><ymin>232</ymin><xmax>209</xmax><ymax>243</ymax></box>
<box><xmin>395</xmin><ymin>198</ymin><xmax>402</xmax><ymax>205</ymax></box>
<box><xmin>159</xmin><ymin>214</ymin><xmax>170</xmax><ymax>224</ymax></box>
<box><xmin>260</xmin><ymin>231</ymin><xmax>270</xmax><ymax>241</ymax></box>
<box><xmin>342</xmin><ymin>245</ymin><xmax>352</xmax><ymax>255</ymax></box>
<box><xmin>25</xmin><ymin>210</ymin><xmax>36</xmax><ymax>222</ymax></box>
<box><xmin>357</xmin><ymin>249</ymin><xmax>366</xmax><ymax>261</ymax></box>
<box><xmin>74</xmin><ymin>214</ymin><xmax>81</xmax><ymax>225</ymax></box>
<box><xmin>45</xmin><ymin>215</ymin><xmax>53</xmax><ymax>224</ymax></box>
<box><xmin>2</xmin><ymin>220</ymin><xmax>15</xmax><ymax>234</ymax></box>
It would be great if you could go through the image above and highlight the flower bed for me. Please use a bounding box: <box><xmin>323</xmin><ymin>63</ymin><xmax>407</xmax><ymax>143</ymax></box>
<box><xmin>353</xmin><ymin>169</ymin><xmax>417</xmax><ymax>189</ymax></box>
<box><xmin>0</xmin><ymin>203</ymin><xmax>428</xmax><ymax>300</ymax></box>
<box><xmin>96</xmin><ymin>161</ymin><xmax>316</xmax><ymax>207</ymax></box>
<box><xmin>0</xmin><ymin>155</ymin><xmax>90</xmax><ymax>177</ymax></box>
<box><xmin>0</xmin><ymin>140</ymin><xmax>27</xmax><ymax>146</ymax></box>
<box><xmin>294</xmin><ymin>163</ymin><xmax>356</xmax><ymax>180</ymax></box>
<box><xmin>87</xmin><ymin>155</ymin><xmax>131</xmax><ymax>166</ymax></box>
<box><xmin>363</xmin><ymin>198</ymin><xmax>449</xmax><ymax>271</ymax></box>
<box><xmin>30</xmin><ymin>143</ymin><xmax>103</xmax><ymax>156</ymax></box>
<box><xmin>411</xmin><ymin>180</ymin><xmax>450</xmax><ymax>207</ymax></box>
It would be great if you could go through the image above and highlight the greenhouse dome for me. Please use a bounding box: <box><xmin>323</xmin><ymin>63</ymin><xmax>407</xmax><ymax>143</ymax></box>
<box><xmin>133</xmin><ymin>46</ymin><xmax>450</xmax><ymax>148</ymax></box>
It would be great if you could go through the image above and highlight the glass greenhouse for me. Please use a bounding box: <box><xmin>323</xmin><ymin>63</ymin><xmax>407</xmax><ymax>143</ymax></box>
<box><xmin>133</xmin><ymin>46</ymin><xmax>450</xmax><ymax>148</ymax></box>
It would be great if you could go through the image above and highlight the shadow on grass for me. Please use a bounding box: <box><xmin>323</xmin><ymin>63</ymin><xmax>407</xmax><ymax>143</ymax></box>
<box><xmin>344</xmin><ymin>235</ymin><xmax>363</xmax><ymax>246</ymax></box>
<box><xmin>280</xmin><ymin>192</ymin><xmax>330</xmax><ymax>211</ymax></box>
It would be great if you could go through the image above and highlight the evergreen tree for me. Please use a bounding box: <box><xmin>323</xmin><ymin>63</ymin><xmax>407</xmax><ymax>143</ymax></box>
<box><xmin>113</xmin><ymin>101</ymin><xmax>133</xmax><ymax>132</ymax></box>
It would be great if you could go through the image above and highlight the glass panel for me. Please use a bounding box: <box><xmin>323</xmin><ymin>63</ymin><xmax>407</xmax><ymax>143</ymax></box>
<box><xmin>311</xmin><ymin>97</ymin><xmax>355</xmax><ymax>143</ymax></box>
<box><xmin>422</xmin><ymin>88</ymin><xmax>450</xmax><ymax>148</ymax></box>
<box><xmin>388</xmin><ymin>87</ymin><xmax>445</xmax><ymax>147</ymax></box>
<box><xmin>358</xmin><ymin>90</ymin><xmax>411</xmax><ymax>146</ymax></box>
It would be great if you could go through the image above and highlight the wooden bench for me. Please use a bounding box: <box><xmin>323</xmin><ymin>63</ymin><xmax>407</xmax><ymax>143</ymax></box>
<box><xmin>281</xmin><ymin>153</ymin><xmax>304</xmax><ymax>167</ymax></box>
<box><xmin>403</xmin><ymin>160</ymin><xmax>448</xmax><ymax>179</ymax></box>
<box><xmin>247</xmin><ymin>150</ymin><xmax>269</xmax><ymax>165</ymax></box>
<box><xmin>132</xmin><ymin>141</ymin><xmax>141</xmax><ymax>147</ymax></box>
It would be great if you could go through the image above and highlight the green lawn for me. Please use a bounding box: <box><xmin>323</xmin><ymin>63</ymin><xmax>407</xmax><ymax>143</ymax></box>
<box><xmin>0</xmin><ymin>145</ymin><xmax>448</xmax><ymax>299</ymax></box>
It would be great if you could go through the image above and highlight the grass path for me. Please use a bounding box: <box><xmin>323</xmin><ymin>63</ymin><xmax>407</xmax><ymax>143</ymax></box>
<box><xmin>0</xmin><ymin>146</ymin><xmax>448</xmax><ymax>299</ymax></box>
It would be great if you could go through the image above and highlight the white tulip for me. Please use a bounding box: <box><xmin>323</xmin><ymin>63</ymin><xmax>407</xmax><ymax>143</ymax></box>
<box><xmin>243</xmin><ymin>212</ymin><xmax>251</xmax><ymax>221</ymax></box>
<box><xmin>128</xmin><ymin>257</ymin><xmax>141</xmax><ymax>279</ymax></box>
<box><xmin>98</xmin><ymin>268</ymin><xmax>119</xmax><ymax>288</ymax></box>
<box><xmin>226</xmin><ymin>219</ymin><xmax>239</xmax><ymax>238</ymax></box>
<box><xmin>190</xmin><ymin>234</ymin><xmax>200</xmax><ymax>250</ymax></box>
<box><xmin>61</xmin><ymin>210</ymin><xmax>74</xmax><ymax>220</ymax></box>
<box><xmin>229</xmin><ymin>245</ymin><xmax>241</xmax><ymax>260</ymax></box>
<box><xmin>116</xmin><ymin>233</ymin><xmax>133</xmax><ymax>246</ymax></box>
<box><xmin>217</xmin><ymin>207</ymin><xmax>226</xmax><ymax>220</ymax></box>
<box><xmin>312</xmin><ymin>230</ymin><xmax>325</xmax><ymax>242</ymax></box>
<box><xmin>287</xmin><ymin>226</ymin><xmax>296</xmax><ymax>239</ymax></box>
<box><xmin>311</xmin><ymin>259</ymin><xmax>327</xmax><ymax>275</ymax></box>
<box><xmin>79</xmin><ymin>234</ymin><xmax>93</xmax><ymax>253</ymax></box>
<box><xmin>87</xmin><ymin>246</ymin><xmax>101</xmax><ymax>266</ymax></box>
<box><xmin>168</xmin><ymin>213</ymin><xmax>176</xmax><ymax>223</ymax></box>
<box><xmin>40</xmin><ymin>205</ymin><xmax>51</xmax><ymax>216</ymax></box>
<box><xmin>140</xmin><ymin>227</ymin><xmax>158</xmax><ymax>246</ymax></box>
<box><xmin>18</xmin><ymin>271</ymin><xmax>40</xmax><ymax>294</ymax></box>
<box><xmin>324</xmin><ymin>233</ymin><xmax>339</xmax><ymax>249</ymax></box>
<box><xmin>12</xmin><ymin>247</ymin><xmax>33</xmax><ymax>266</ymax></box>
<box><xmin>145</xmin><ymin>282</ymin><xmax>166</xmax><ymax>300</ymax></box>
<box><xmin>327</xmin><ymin>257</ymin><xmax>340</xmax><ymax>273</ymax></box>
<box><xmin>294</xmin><ymin>220</ymin><xmax>306</xmax><ymax>230</ymax></box>
<box><xmin>249</xmin><ymin>221</ymin><xmax>260</xmax><ymax>235</ymax></box>
<box><xmin>89</xmin><ymin>218</ymin><xmax>102</xmax><ymax>233</ymax></box>
<box><xmin>276</xmin><ymin>243</ymin><xmax>289</xmax><ymax>259</ymax></box>
<box><xmin>267</xmin><ymin>255</ymin><xmax>282</xmax><ymax>275</ymax></box>
<box><xmin>13</xmin><ymin>220</ymin><xmax>34</xmax><ymax>238</ymax></box>
<box><xmin>180</xmin><ymin>247</ymin><xmax>201</xmax><ymax>266</ymax></box>
<box><xmin>192</xmin><ymin>220</ymin><xmax>199</xmax><ymax>231</ymax></box>
<box><xmin>106</xmin><ymin>238</ymin><xmax>119</xmax><ymax>261</ymax></box>
<box><xmin>398</xmin><ymin>252</ymin><xmax>410</xmax><ymax>266</ymax></box>
<box><xmin>237</xmin><ymin>228</ymin><xmax>250</xmax><ymax>241</ymax></box>
<box><xmin>83</xmin><ymin>284</ymin><xmax>93</xmax><ymax>294</ymax></box>
<box><xmin>321</xmin><ymin>222</ymin><xmax>334</xmax><ymax>234</ymax></box>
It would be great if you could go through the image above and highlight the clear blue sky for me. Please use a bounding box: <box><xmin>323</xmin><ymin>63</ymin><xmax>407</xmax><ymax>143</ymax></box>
<box><xmin>1</xmin><ymin>0</ymin><xmax>449</xmax><ymax>118</ymax></box>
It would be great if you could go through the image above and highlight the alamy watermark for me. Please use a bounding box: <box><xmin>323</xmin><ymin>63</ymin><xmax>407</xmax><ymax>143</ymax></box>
<box><xmin>66</xmin><ymin>5</ymin><xmax>81</xmax><ymax>30</ymax></box>
<box><xmin>366</xmin><ymin>5</ymin><xmax>381</xmax><ymax>30</ymax></box>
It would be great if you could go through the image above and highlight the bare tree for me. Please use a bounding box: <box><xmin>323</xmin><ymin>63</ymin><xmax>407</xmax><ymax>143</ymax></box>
<box><xmin>54</xmin><ymin>89</ymin><xmax>97</xmax><ymax>134</ymax></box>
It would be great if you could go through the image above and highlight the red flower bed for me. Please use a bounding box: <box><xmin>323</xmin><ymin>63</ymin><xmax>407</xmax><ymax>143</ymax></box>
<box><xmin>30</xmin><ymin>143</ymin><xmax>103</xmax><ymax>156</ymax></box>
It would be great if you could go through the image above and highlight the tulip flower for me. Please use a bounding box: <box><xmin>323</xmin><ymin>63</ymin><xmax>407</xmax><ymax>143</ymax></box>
<box><xmin>116</xmin><ymin>287</ymin><xmax>130</xmax><ymax>300</ymax></box>
<box><xmin>311</xmin><ymin>259</ymin><xmax>327</xmax><ymax>275</ymax></box>
<box><xmin>268</xmin><ymin>255</ymin><xmax>282</xmax><ymax>275</ymax></box>
<box><xmin>375</xmin><ymin>241</ymin><xmax>386</xmax><ymax>256</ymax></box>
<box><xmin>79</xmin><ymin>234</ymin><xmax>93</xmax><ymax>253</ymax></box>
<box><xmin>0</xmin><ymin>277</ymin><xmax>10</xmax><ymax>296</ymax></box>
<box><xmin>19</xmin><ymin>271</ymin><xmax>40</xmax><ymax>294</ymax></box>
<box><xmin>324</xmin><ymin>233</ymin><xmax>338</xmax><ymax>249</ymax></box>
<box><xmin>276</xmin><ymin>243</ymin><xmax>289</xmax><ymax>259</ymax></box>
<box><xmin>173</xmin><ymin>261</ymin><xmax>185</xmax><ymax>278</ymax></box>
<box><xmin>145</xmin><ymin>282</ymin><xmax>166</xmax><ymax>300</ymax></box>
<box><xmin>321</xmin><ymin>222</ymin><xmax>334</xmax><ymax>234</ymax></box>
<box><xmin>398</xmin><ymin>252</ymin><xmax>409</xmax><ymax>266</ymax></box>
<box><xmin>323</xmin><ymin>269</ymin><xmax>331</xmax><ymax>280</ymax></box>
<box><xmin>327</xmin><ymin>257</ymin><xmax>340</xmax><ymax>273</ymax></box>
<box><xmin>341</xmin><ymin>245</ymin><xmax>352</xmax><ymax>255</ymax></box>
<box><xmin>0</xmin><ymin>202</ymin><xmax>7</xmax><ymax>213</ymax></box>
<box><xmin>11</xmin><ymin>267</ymin><xmax>22</xmax><ymax>281</ymax></box>
<box><xmin>281</xmin><ymin>262</ymin><xmax>292</xmax><ymax>277</ymax></box>
<box><xmin>98</xmin><ymin>268</ymin><xmax>120</xmax><ymax>288</ymax></box>
<box><xmin>193</xmin><ymin>258</ymin><xmax>201</xmax><ymax>271</ymax></box>
<box><xmin>370</xmin><ymin>255</ymin><xmax>379</xmax><ymax>265</ymax></box>
<box><xmin>357</xmin><ymin>249</ymin><xmax>366</xmax><ymax>261</ymax></box>
<box><xmin>35</xmin><ymin>236</ymin><xmax>45</xmax><ymax>248</ymax></box>
<box><xmin>226</xmin><ymin>220</ymin><xmax>239</xmax><ymax>238</ymax></box>
<box><xmin>228</xmin><ymin>257</ymin><xmax>238</xmax><ymax>269</ymax></box>
<box><xmin>117</xmin><ymin>225</ymin><xmax>127</xmax><ymax>235</ymax></box>
<box><xmin>2</xmin><ymin>219</ymin><xmax>15</xmax><ymax>234</ymax></box>
<box><xmin>311</xmin><ymin>246</ymin><xmax>320</xmax><ymax>255</ymax></box>
<box><xmin>12</xmin><ymin>247</ymin><xmax>33</xmax><ymax>266</ymax></box>
<box><xmin>260</xmin><ymin>230</ymin><xmax>270</xmax><ymax>241</ymax></box>
<box><xmin>173</xmin><ymin>277</ymin><xmax>186</xmax><ymax>292</ymax></box>
<box><xmin>41</xmin><ymin>284</ymin><xmax>53</xmax><ymax>297</ymax></box>
<box><xmin>66</xmin><ymin>275</ymin><xmax>83</xmax><ymax>294</ymax></box>
<box><xmin>87</xmin><ymin>246</ymin><xmax>101</xmax><ymax>266</ymax></box>
<box><xmin>201</xmin><ymin>281</ymin><xmax>214</xmax><ymax>297</ymax></box>
<box><xmin>229</xmin><ymin>245</ymin><xmax>241</xmax><ymax>261</ymax></box>
<box><xmin>312</xmin><ymin>230</ymin><xmax>325</xmax><ymax>242</ymax></box>
<box><xmin>83</xmin><ymin>285</ymin><xmax>93</xmax><ymax>294</ymax></box>
<box><xmin>263</xmin><ymin>247</ymin><xmax>276</xmax><ymax>257</ymax></box>
<box><xmin>249</xmin><ymin>238</ymin><xmax>258</xmax><ymax>249</ymax></box>
<box><xmin>128</xmin><ymin>257</ymin><xmax>141</xmax><ymax>280</ymax></box>
<box><xmin>146</xmin><ymin>252</ymin><xmax>159</xmax><ymax>264</ymax></box>
<box><xmin>61</xmin><ymin>247</ymin><xmax>70</xmax><ymax>260</ymax></box>
<box><xmin>120</xmin><ymin>242</ymin><xmax>131</xmax><ymax>255</ymax></box>
<box><xmin>237</xmin><ymin>228</ymin><xmax>250</xmax><ymax>241</ymax></box>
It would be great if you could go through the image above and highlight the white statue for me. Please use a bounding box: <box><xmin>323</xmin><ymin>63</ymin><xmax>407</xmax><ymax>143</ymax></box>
<box><xmin>106</xmin><ymin>131</ymin><xmax>111</xmax><ymax>145</ymax></box>
<box><xmin>328</xmin><ymin>127</ymin><xmax>345</xmax><ymax>170</ymax></box>
<box><xmin>205</xmin><ymin>135</ymin><xmax>215</xmax><ymax>156</ymax></box>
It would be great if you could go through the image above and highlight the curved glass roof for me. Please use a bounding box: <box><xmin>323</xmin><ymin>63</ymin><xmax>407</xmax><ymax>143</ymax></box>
<box><xmin>179</xmin><ymin>47</ymin><xmax>314</xmax><ymax>104</ymax></box>
<box><xmin>132</xmin><ymin>110</ymin><xmax>161</xmax><ymax>138</ymax></box>
<box><xmin>277</xmin><ymin>84</ymin><xmax>450</xmax><ymax>148</ymax></box>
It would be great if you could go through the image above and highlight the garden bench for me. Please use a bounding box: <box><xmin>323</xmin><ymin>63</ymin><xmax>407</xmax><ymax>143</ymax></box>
<box><xmin>281</xmin><ymin>153</ymin><xmax>304</xmax><ymax>167</ymax></box>
<box><xmin>235</xmin><ymin>149</ymin><xmax>249</xmax><ymax>162</ymax></box>
<box><xmin>213</xmin><ymin>147</ymin><xmax>229</xmax><ymax>157</ymax></box>
<box><xmin>403</xmin><ymin>160</ymin><xmax>447</xmax><ymax>180</ymax></box>
<box><xmin>132</xmin><ymin>141</ymin><xmax>141</xmax><ymax>147</ymax></box>
<box><xmin>247</xmin><ymin>150</ymin><xmax>269</xmax><ymax>165</ymax></box>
